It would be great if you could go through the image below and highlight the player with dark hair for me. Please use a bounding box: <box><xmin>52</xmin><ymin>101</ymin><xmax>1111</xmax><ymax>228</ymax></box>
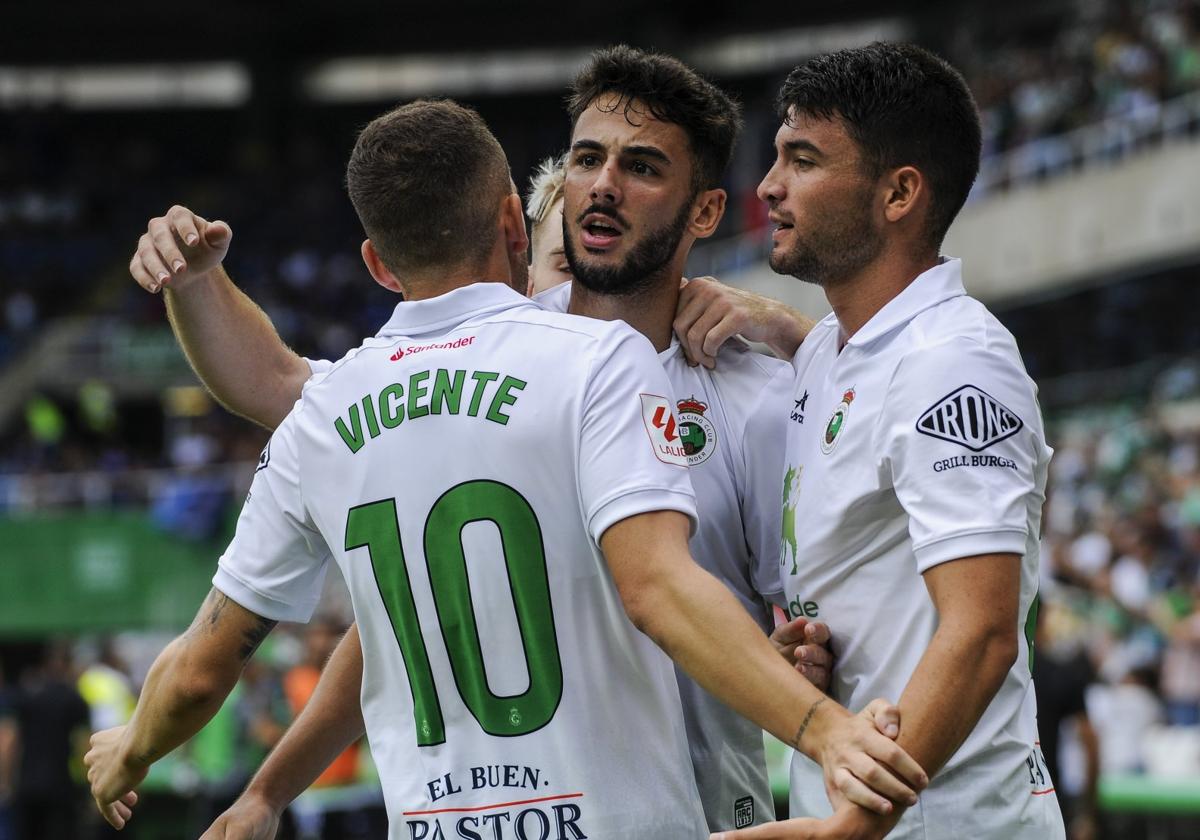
<box><xmin>566</xmin><ymin>44</ymin><xmax>742</xmax><ymax>194</ymax></box>
<box><xmin>687</xmin><ymin>43</ymin><xmax>1065</xmax><ymax>840</ymax></box>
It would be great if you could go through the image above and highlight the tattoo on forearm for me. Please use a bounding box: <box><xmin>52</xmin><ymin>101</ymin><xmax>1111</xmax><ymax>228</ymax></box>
<box><xmin>135</xmin><ymin>746</ymin><xmax>163</xmax><ymax>765</ymax></box>
<box><xmin>238</xmin><ymin>617</ymin><xmax>278</xmax><ymax>662</ymax></box>
<box><xmin>792</xmin><ymin>697</ymin><xmax>828</xmax><ymax>748</ymax></box>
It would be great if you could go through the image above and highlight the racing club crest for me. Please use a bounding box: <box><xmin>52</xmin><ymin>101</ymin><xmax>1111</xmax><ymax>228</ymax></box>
<box><xmin>820</xmin><ymin>388</ymin><xmax>855</xmax><ymax>455</ymax></box>
<box><xmin>677</xmin><ymin>396</ymin><xmax>717</xmax><ymax>466</ymax></box>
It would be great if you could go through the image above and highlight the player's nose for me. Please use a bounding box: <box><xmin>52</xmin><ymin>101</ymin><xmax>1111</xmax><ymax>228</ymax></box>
<box><xmin>589</xmin><ymin>160</ymin><xmax>622</xmax><ymax>206</ymax></box>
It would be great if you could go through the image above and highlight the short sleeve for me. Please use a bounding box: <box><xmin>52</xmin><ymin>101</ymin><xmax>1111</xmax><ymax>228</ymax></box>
<box><xmin>214</xmin><ymin>410</ymin><xmax>332</xmax><ymax>622</ymax></box>
<box><xmin>879</xmin><ymin>338</ymin><xmax>1048</xmax><ymax>573</ymax></box>
<box><xmin>578</xmin><ymin>327</ymin><xmax>698</xmax><ymax>544</ymax></box>
<box><xmin>740</xmin><ymin>366</ymin><xmax>792</xmax><ymax>600</ymax></box>
<box><xmin>305</xmin><ymin>357</ymin><xmax>334</xmax><ymax>377</ymax></box>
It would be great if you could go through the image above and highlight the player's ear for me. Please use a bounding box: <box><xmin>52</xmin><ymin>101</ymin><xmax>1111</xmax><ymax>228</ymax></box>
<box><xmin>881</xmin><ymin>165</ymin><xmax>924</xmax><ymax>225</ymax></box>
<box><xmin>499</xmin><ymin>193</ymin><xmax>530</xmax><ymax>294</ymax></box>
<box><xmin>687</xmin><ymin>188</ymin><xmax>726</xmax><ymax>240</ymax></box>
<box><xmin>500</xmin><ymin>192</ymin><xmax>530</xmax><ymax>262</ymax></box>
<box><xmin>361</xmin><ymin>240</ymin><xmax>404</xmax><ymax>294</ymax></box>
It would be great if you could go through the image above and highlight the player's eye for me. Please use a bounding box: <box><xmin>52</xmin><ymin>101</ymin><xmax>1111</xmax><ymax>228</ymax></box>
<box><xmin>630</xmin><ymin>160</ymin><xmax>656</xmax><ymax>176</ymax></box>
<box><xmin>576</xmin><ymin>153</ymin><xmax>600</xmax><ymax>169</ymax></box>
<box><xmin>793</xmin><ymin>157</ymin><xmax>815</xmax><ymax>170</ymax></box>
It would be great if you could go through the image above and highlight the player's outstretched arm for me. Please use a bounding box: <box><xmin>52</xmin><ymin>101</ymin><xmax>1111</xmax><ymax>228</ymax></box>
<box><xmin>601</xmin><ymin>511</ymin><xmax>927</xmax><ymax>817</ymax></box>
<box><xmin>201</xmin><ymin>623</ymin><xmax>367</xmax><ymax>840</ymax></box>
<box><xmin>130</xmin><ymin>205</ymin><xmax>311</xmax><ymax>429</ymax></box>
<box><xmin>673</xmin><ymin>276</ymin><xmax>815</xmax><ymax>367</ymax></box>
<box><xmin>84</xmin><ymin>588</ymin><xmax>277</xmax><ymax>829</ymax></box>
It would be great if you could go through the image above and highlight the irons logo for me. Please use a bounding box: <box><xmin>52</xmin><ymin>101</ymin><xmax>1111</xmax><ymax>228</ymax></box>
<box><xmin>390</xmin><ymin>335</ymin><xmax>475</xmax><ymax>361</ymax></box>
<box><xmin>916</xmin><ymin>385</ymin><xmax>1022</xmax><ymax>452</ymax></box>
<box><xmin>640</xmin><ymin>394</ymin><xmax>688</xmax><ymax>467</ymax></box>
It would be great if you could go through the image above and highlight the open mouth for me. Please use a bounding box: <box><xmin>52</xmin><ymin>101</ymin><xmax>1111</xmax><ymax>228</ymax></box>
<box><xmin>580</xmin><ymin>213</ymin><xmax>623</xmax><ymax>250</ymax></box>
<box><xmin>770</xmin><ymin>215</ymin><xmax>794</xmax><ymax>241</ymax></box>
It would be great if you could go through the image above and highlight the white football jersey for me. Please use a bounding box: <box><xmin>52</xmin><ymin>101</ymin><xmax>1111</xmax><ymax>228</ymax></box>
<box><xmin>781</xmin><ymin>259</ymin><xmax>1064</xmax><ymax>839</ymax></box>
<box><xmin>216</xmin><ymin>283</ymin><xmax>710</xmax><ymax>839</ymax></box>
<box><xmin>538</xmin><ymin>282</ymin><xmax>789</xmax><ymax>831</ymax></box>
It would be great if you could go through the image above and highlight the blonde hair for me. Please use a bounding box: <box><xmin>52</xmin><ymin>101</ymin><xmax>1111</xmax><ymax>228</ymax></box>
<box><xmin>525</xmin><ymin>152</ymin><xmax>567</xmax><ymax>229</ymax></box>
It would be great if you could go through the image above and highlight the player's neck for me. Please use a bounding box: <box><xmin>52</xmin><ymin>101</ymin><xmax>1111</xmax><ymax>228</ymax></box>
<box><xmin>397</xmin><ymin>247</ymin><xmax>518</xmax><ymax>301</ymax></box>
<box><xmin>401</xmin><ymin>275</ymin><xmax>511</xmax><ymax>302</ymax></box>
<box><xmin>567</xmin><ymin>270</ymin><xmax>681</xmax><ymax>353</ymax></box>
<box><xmin>827</xmin><ymin>246</ymin><xmax>939</xmax><ymax>343</ymax></box>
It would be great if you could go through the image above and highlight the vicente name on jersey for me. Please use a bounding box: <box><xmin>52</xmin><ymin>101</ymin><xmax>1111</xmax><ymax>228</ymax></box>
<box><xmin>334</xmin><ymin>364</ymin><xmax>527</xmax><ymax>454</ymax></box>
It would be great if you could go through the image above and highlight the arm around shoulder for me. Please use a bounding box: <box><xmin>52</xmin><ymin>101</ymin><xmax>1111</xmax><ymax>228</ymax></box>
<box><xmin>165</xmin><ymin>264</ymin><xmax>312</xmax><ymax>429</ymax></box>
<box><xmin>130</xmin><ymin>206</ymin><xmax>310</xmax><ymax>429</ymax></box>
<box><xmin>673</xmin><ymin>277</ymin><xmax>815</xmax><ymax>367</ymax></box>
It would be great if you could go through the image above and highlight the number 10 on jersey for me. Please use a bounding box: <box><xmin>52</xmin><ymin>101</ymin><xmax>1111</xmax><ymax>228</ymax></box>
<box><xmin>345</xmin><ymin>481</ymin><xmax>564</xmax><ymax>746</ymax></box>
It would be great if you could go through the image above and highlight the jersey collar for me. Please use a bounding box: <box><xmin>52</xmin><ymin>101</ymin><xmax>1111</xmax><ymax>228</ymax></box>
<box><xmin>657</xmin><ymin>335</ymin><xmax>684</xmax><ymax>363</ymax></box>
<box><xmin>844</xmin><ymin>257</ymin><xmax>966</xmax><ymax>348</ymax></box>
<box><xmin>376</xmin><ymin>282</ymin><xmax>534</xmax><ymax>338</ymax></box>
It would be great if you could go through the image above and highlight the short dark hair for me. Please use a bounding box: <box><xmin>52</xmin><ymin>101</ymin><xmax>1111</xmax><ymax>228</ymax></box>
<box><xmin>776</xmin><ymin>42</ymin><xmax>981</xmax><ymax>248</ymax></box>
<box><xmin>567</xmin><ymin>45</ymin><xmax>743</xmax><ymax>192</ymax></box>
<box><xmin>346</xmin><ymin>99</ymin><xmax>511</xmax><ymax>274</ymax></box>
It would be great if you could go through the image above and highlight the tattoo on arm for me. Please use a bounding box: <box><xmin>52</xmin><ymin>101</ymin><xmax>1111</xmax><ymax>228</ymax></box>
<box><xmin>207</xmin><ymin>593</ymin><xmax>229</xmax><ymax>630</ymax></box>
<box><xmin>184</xmin><ymin>589</ymin><xmax>229</xmax><ymax>640</ymax></box>
<box><xmin>185</xmin><ymin>588</ymin><xmax>276</xmax><ymax>661</ymax></box>
<box><xmin>135</xmin><ymin>746</ymin><xmax>163</xmax><ymax>766</ymax></box>
<box><xmin>792</xmin><ymin>697</ymin><xmax>828</xmax><ymax>749</ymax></box>
<box><xmin>238</xmin><ymin>616</ymin><xmax>278</xmax><ymax>662</ymax></box>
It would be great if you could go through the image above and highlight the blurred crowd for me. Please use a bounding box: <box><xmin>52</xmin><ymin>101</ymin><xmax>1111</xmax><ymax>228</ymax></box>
<box><xmin>1026</xmin><ymin>356</ymin><xmax>1200</xmax><ymax>834</ymax></box>
<box><xmin>3</xmin><ymin>1</ymin><xmax>1200</xmax><ymax>836</ymax></box>
<box><xmin>954</xmin><ymin>0</ymin><xmax>1200</xmax><ymax>160</ymax></box>
<box><xmin>0</xmin><ymin>615</ymin><xmax>379</xmax><ymax>840</ymax></box>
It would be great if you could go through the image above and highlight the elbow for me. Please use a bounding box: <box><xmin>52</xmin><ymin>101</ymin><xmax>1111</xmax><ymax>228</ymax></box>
<box><xmin>175</xmin><ymin>669</ymin><xmax>231</xmax><ymax>711</ymax></box>
<box><xmin>979</xmin><ymin>626</ymin><xmax>1020</xmax><ymax>682</ymax></box>
<box><xmin>166</xmin><ymin>641</ymin><xmax>239</xmax><ymax>712</ymax></box>
<box><xmin>618</xmin><ymin>578</ymin><xmax>666</xmax><ymax>641</ymax></box>
<box><xmin>620</xmin><ymin>585</ymin><xmax>654</xmax><ymax>635</ymax></box>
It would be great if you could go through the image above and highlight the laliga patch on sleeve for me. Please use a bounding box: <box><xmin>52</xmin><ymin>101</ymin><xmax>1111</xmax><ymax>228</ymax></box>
<box><xmin>639</xmin><ymin>394</ymin><xmax>689</xmax><ymax>466</ymax></box>
<box><xmin>916</xmin><ymin>385</ymin><xmax>1023</xmax><ymax>452</ymax></box>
